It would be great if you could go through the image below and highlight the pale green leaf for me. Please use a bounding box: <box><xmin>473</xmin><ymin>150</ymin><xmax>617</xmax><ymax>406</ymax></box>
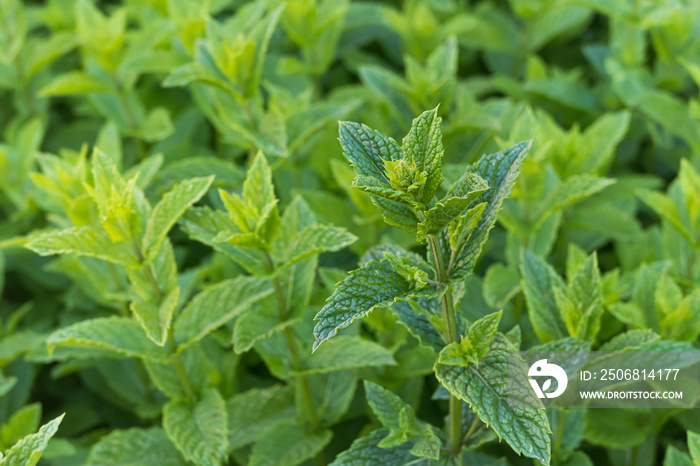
<box><xmin>249</xmin><ymin>420</ymin><xmax>332</xmax><ymax>466</ymax></box>
<box><xmin>638</xmin><ymin>190</ymin><xmax>693</xmax><ymax>244</ymax></box>
<box><xmin>162</xmin><ymin>63</ymin><xmax>233</xmax><ymax>92</ymax></box>
<box><xmin>535</xmin><ymin>175</ymin><xmax>615</xmax><ymax>226</ymax></box>
<box><xmin>520</xmin><ymin>250</ymin><xmax>567</xmax><ymax>343</ymax></box>
<box><xmin>163</xmin><ymin>389</ymin><xmax>228</xmax><ymax>466</ymax></box>
<box><xmin>25</xmin><ymin>226</ymin><xmax>137</xmax><ymax>267</ymax></box>
<box><xmin>38</xmin><ymin>72</ymin><xmax>112</xmax><ymax>96</ymax></box>
<box><xmin>244</xmin><ymin>152</ymin><xmax>277</xmax><ymax>215</ymax></box>
<box><xmin>87</xmin><ymin>427</ymin><xmax>187</xmax><ymax>465</ymax></box>
<box><xmin>467</xmin><ymin>310</ymin><xmax>502</xmax><ymax>359</ymax></box>
<box><xmin>47</xmin><ymin>317</ymin><xmax>170</xmax><ymax>361</ymax></box>
<box><xmin>174</xmin><ymin>276</ymin><xmax>273</xmax><ymax>350</ymax></box>
<box><xmin>300</xmin><ymin>336</ymin><xmax>395</xmax><ymax>375</ymax></box>
<box><xmin>483</xmin><ymin>263</ymin><xmax>521</xmax><ymax>310</ymax></box>
<box><xmin>0</xmin><ymin>414</ymin><xmax>64</xmax><ymax>466</ymax></box>
<box><xmin>232</xmin><ymin>308</ymin><xmax>299</xmax><ymax>354</ymax></box>
<box><xmin>281</xmin><ymin>225</ymin><xmax>357</xmax><ymax>268</ymax></box>
<box><xmin>688</xmin><ymin>430</ymin><xmax>700</xmax><ymax>466</ymax></box>
<box><xmin>143</xmin><ymin>176</ymin><xmax>214</xmax><ymax>261</ymax></box>
<box><xmin>0</xmin><ymin>404</ymin><xmax>41</xmax><ymax>451</ymax></box>
<box><xmin>664</xmin><ymin>446</ymin><xmax>694</xmax><ymax>466</ymax></box>
<box><xmin>227</xmin><ymin>385</ymin><xmax>296</xmax><ymax>450</ymax></box>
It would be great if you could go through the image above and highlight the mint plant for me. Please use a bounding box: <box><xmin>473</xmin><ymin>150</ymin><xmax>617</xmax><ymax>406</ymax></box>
<box><xmin>2</xmin><ymin>0</ymin><xmax>700</xmax><ymax>465</ymax></box>
<box><xmin>313</xmin><ymin>107</ymin><xmax>550</xmax><ymax>464</ymax></box>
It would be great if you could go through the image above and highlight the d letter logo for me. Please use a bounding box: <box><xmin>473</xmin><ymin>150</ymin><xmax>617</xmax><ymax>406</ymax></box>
<box><xmin>528</xmin><ymin>359</ymin><xmax>568</xmax><ymax>399</ymax></box>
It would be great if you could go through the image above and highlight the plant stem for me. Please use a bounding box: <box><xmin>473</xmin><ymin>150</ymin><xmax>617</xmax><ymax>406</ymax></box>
<box><xmin>264</xmin><ymin>253</ymin><xmax>326</xmax><ymax>466</ymax></box>
<box><xmin>427</xmin><ymin>235</ymin><xmax>462</xmax><ymax>460</ymax></box>
<box><xmin>132</xmin><ymin>242</ymin><xmax>194</xmax><ymax>400</ymax></box>
<box><xmin>168</xmin><ymin>328</ymin><xmax>195</xmax><ymax>400</ymax></box>
<box><xmin>462</xmin><ymin>415</ymin><xmax>480</xmax><ymax>445</ymax></box>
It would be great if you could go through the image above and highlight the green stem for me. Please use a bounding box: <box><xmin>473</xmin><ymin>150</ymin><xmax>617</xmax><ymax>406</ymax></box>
<box><xmin>427</xmin><ymin>235</ymin><xmax>461</xmax><ymax>460</ymax></box>
<box><xmin>264</xmin><ymin>253</ymin><xmax>326</xmax><ymax>466</ymax></box>
<box><xmin>462</xmin><ymin>415</ymin><xmax>480</xmax><ymax>445</ymax></box>
<box><xmin>132</xmin><ymin>242</ymin><xmax>194</xmax><ymax>400</ymax></box>
<box><xmin>686</xmin><ymin>247</ymin><xmax>697</xmax><ymax>282</ymax></box>
<box><xmin>552</xmin><ymin>410</ymin><xmax>567</xmax><ymax>457</ymax></box>
<box><xmin>168</xmin><ymin>328</ymin><xmax>195</xmax><ymax>400</ymax></box>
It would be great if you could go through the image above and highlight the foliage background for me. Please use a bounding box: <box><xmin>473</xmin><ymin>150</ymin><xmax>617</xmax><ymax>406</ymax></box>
<box><xmin>1</xmin><ymin>0</ymin><xmax>700</xmax><ymax>465</ymax></box>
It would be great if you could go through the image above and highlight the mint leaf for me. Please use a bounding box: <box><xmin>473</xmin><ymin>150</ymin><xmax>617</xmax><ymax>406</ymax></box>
<box><xmin>312</xmin><ymin>260</ymin><xmax>415</xmax><ymax>350</ymax></box>
<box><xmin>227</xmin><ymin>385</ymin><xmax>296</xmax><ymax>450</ymax></box>
<box><xmin>249</xmin><ymin>420</ymin><xmax>332</xmax><ymax>466</ymax></box>
<box><xmin>329</xmin><ymin>429</ymin><xmax>415</xmax><ymax>466</ymax></box>
<box><xmin>47</xmin><ymin>317</ymin><xmax>170</xmax><ymax>362</ymax></box>
<box><xmin>1</xmin><ymin>415</ymin><xmax>64</xmax><ymax>466</ymax></box>
<box><xmin>451</xmin><ymin>141</ymin><xmax>530</xmax><ymax>279</ymax></box>
<box><xmin>520</xmin><ymin>249</ymin><xmax>567</xmax><ymax>343</ymax></box>
<box><xmin>163</xmin><ymin>389</ymin><xmax>227</xmax><ymax>466</ymax></box>
<box><xmin>173</xmin><ymin>276</ymin><xmax>273</xmax><ymax>350</ymax></box>
<box><xmin>436</xmin><ymin>334</ymin><xmax>551</xmax><ymax>465</ymax></box>
<box><xmin>142</xmin><ymin>176</ymin><xmax>214</xmax><ymax>261</ymax></box>
<box><xmin>87</xmin><ymin>427</ymin><xmax>187</xmax><ymax>466</ymax></box>
<box><xmin>401</xmin><ymin>106</ymin><xmax>445</xmax><ymax>202</ymax></box>
<box><xmin>280</xmin><ymin>224</ymin><xmax>357</xmax><ymax>269</ymax></box>
<box><xmin>300</xmin><ymin>336</ymin><xmax>395</xmax><ymax>374</ymax></box>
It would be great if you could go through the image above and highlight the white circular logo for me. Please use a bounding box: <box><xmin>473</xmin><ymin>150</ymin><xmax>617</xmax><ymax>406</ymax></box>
<box><xmin>528</xmin><ymin>359</ymin><xmax>568</xmax><ymax>399</ymax></box>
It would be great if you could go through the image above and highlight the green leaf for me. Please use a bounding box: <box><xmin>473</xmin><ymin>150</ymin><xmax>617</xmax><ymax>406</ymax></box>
<box><xmin>38</xmin><ymin>71</ymin><xmax>112</xmax><ymax>96</ymax></box>
<box><xmin>392</xmin><ymin>301</ymin><xmax>444</xmax><ymax>351</ymax></box>
<box><xmin>483</xmin><ymin>263</ymin><xmax>521</xmax><ymax>309</ymax></box>
<box><xmin>180</xmin><ymin>206</ymin><xmax>267</xmax><ymax>275</ymax></box>
<box><xmin>664</xmin><ymin>445</ymin><xmax>694</xmax><ymax>466</ymax></box>
<box><xmin>599</xmin><ymin>329</ymin><xmax>659</xmax><ymax>351</ymax></box>
<box><xmin>232</xmin><ymin>308</ymin><xmax>299</xmax><ymax>354</ymax></box>
<box><xmin>451</xmin><ymin>141</ymin><xmax>530</xmax><ymax>279</ymax></box>
<box><xmin>520</xmin><ymin>250</ymin><xmax>567</xmax><ymax>343</ymax></box>
<box><xmin>87</xmin><ymin>427</ymin><xmax>187</xmax><ymax>465</ymax></box>
<box><xmin>128</xmin><ymin>241</ymin><xmax>180</xmax><ymax>346</ymax></box>
<box><xmin>418</xmin><ymin>196</ymin><xmax>478</xmax><ymax>241</ymax></box>
<box><xmin>300</xmin><ymin>336</ymin><xmax>395</xmax><ymax>374</ymax></box>
<box><xmin>174</xmin><ymin>276</ymin><xmax>273</xmax><ymax>350</ymax></box>
<box><xmin>381</xmin><ymin>253</ymin><xmax>430</xmax><ymax>290</ymax></box>
<box><xmin>563</xmin><ymin>252</ymin><xmax>603</xmax><ymax>342</ymax></box>
<box><xmin>0</xmin><ymin>404</ymin><xmax>41</xmax><ymax>451</ymax></box>
<box><xmin>688</xmin><ymin>430</ymin><xmax>700</xmax><ymax>466</ymax></box>
<box><xmin>363</xmin><ymin>381</ymin><xmax>441</xmax><ymax>460</ymax></box>
<box><xmin>467</xmin><ymin>310</ymin><xmax>502</xmax><ymax>359</ymax></box>
<box><xmin>280</xmin><ymin>225</ymin><xmax>357</xmax><ymax>268</ymax></box>
<box><xmin>24</xmin><ymin>226</ymin><xmax>137</xmax><ymax>267</ymax></box>
<box><xmin>47</xmin><ymin>317</ymin><xmax>170</xmax><ymax>361</ymax></box>
<box><xmin>162</xmin><ymin>63</ymin><xmax>233</xmax><ymax>92</ymax></box>
<box><xmin>249</xmin><ymin>420</ymin><xmax>332</xmax><ymax>466</ymax></box>
<box><xmin>227</xmin><ymin>385</ymin><xmax>296</xmax><ymax>450</ymax></box>
<box><xmin>0</xmin><ymin>414</ymin><xmax>64</xmax><ymax>466</ymax></box>
<box><xmin>338</xmin><ymin>121</ymin><xmax>400</xmax><ymax>186</ymax></box>
<box><xmin>163</xmin><ymin>389</ymin><xmax>228</xmax><ymax>466</ymax></box>
<box><xmin>436</xmin><ymin>334</ymin><xmax>551</xmax><ymax>465</ymax></box>
<box><xmin>401</xmin><ymin>106</ymin><xmax>445</xmax><ymax>202</ymax></box>
<box><xmin>534</xmin><ymin>175</ymin><xmax>615</xmax><ymax>226</ymax></box>
<box><xmin>312</xmin><ymin>260</ymin><xmax>414</xmax><ymax>351</ymax></box>
<box><xmin>338</xmin><ymin>121</ymin><xmax>419</xmax><ymax>232</ymax></box>
<box><xmin>142</xmin><ymin>176</ymin><xmax>214</xmax><ymax>261</ymax></box>
<box><xmin>638</xmin><ymin>190</ymin><xmax>693</xmax><ymax>244</ymax></box>
<box><xmin>329</xmin><ymin>429</ymin><xmax>415</xmax><ymax>466</ymax></box>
